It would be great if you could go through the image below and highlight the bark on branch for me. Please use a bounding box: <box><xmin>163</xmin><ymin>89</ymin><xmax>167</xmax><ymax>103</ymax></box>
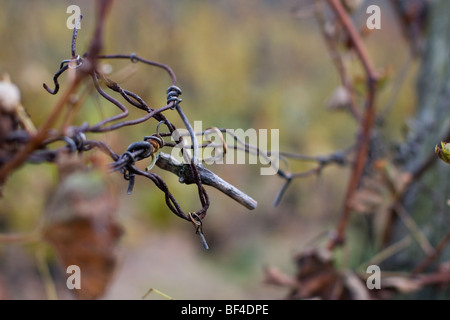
<box><xmin>156</xmin><ymin>152</ymin><xmax>257</xmax><ymax>210</ymax></box>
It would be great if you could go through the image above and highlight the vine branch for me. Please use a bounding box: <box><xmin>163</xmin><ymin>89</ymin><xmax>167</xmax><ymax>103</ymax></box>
<box><xmin>326</xmin><ymin>0</ymin><xmax>379</xmax><ymax>249</ymax></box>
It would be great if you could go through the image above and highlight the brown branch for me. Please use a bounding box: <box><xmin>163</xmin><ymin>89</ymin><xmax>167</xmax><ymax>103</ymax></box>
<box><xmin>98</xmin><ymin>54</ymin><xmax>177</xmax><ymax>86</ymax></box>
<box><xmin>156</xmin><ymin>152</ymin><xmax>257</xmax><ymax>210</ymax></box>
<box><xmin>314</xmin><ymin>0</ymin><xmax>361</xmax><ymax>120</ymax></box>
<box><xmin>394</xmin><ymin>203</ymin><xmax>434</xmax><ymax>255</ymax></box>
<box><xmin>326</xmin><ymin>0</ymin><xmax>378</xmax><ymax>81</ymax></box>
<box><xmin>412</xmin><ymin>231</ymin><xmax>450</xmax><ymax>275</ymax></box>
<box><xmin>326</xmin><ymin>0</ymin><xmax>379</xmax><ymax>249</ymax></box>
<box><xmin>0</xmin><ymin>0</ymin><xmax>113</xmax><ymax>185</ymax></box>
<box><xmin>84</xmin><ymin>0</ymin><xmax>114</xmax><ymax>72</ymax></box>
<box><xmin>0</xmin><ymin>78</ymin><xmax>81</xmax><ymax>185</ymax></box>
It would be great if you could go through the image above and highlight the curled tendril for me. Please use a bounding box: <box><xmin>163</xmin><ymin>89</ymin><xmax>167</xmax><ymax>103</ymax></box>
<box><xmin>43</xmin><ymin>64</ymin><xmax>69</xmax><ymax>95</ymax></box>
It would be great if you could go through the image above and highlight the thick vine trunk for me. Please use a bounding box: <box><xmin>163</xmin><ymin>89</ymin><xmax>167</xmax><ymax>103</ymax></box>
<box><xmin>388</xmin><ymin>0</ymin><xmax>450</xmax><ymax>298</ymax></box>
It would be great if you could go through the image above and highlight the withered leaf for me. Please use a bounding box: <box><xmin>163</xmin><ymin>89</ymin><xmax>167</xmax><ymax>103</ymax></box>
<box><xmin>288</xmin><ymin>248</ymin><xmax>343</xmax><ymax>300</ymax></box>
<box><xmin>285</xmin><ymin>248</ymin><xmax>375</xmax><ymax>300</ymax></box>
<box><xmin>43</xmin><ymin>151</ymin><xmax>123</xmax><ymax>300</ymax></box>
<box><xmin>44</xmin><ymin>217</ymin><xmax>122</xmax><ymax>300</ymax></box>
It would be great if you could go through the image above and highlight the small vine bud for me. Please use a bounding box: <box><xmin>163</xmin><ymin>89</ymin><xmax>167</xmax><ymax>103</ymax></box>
<box><xmin>435</xmin><ymin>142</ymin><xmax>450</xmax><ymax>164</ymax></box>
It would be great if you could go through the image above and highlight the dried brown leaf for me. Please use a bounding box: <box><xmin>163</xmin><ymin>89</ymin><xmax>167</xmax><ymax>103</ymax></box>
<box><xmin>44</xmin><ymin>217</ymin><xmax>122</xmax><ymax>300</ymax></box>
<box><xmin>289</xmin><ymin>270</ymin><xmax>338</xmax><ymax>299</ymax></box>
<box><xmin>43</xmin><ymin>152</ymin><xmax>122</xmax><ymax>299</ymax></box>
<box><xmin>286</xmin><ymin>248</ymin><xmax>380</xmax><ymax>300</ymax></box>
<box><xmin>295</xmin><ymin>247</ymin><xmax>333</xmax><ymax>276</ymax></box>
<box><xmin>288</xmin><ymin>248</ymin><xmax>344</xmax><ymax>299</ymax></box>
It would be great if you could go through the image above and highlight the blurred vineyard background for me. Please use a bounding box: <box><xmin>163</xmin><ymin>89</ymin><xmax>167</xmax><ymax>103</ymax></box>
<box><xmin>0</xmin><ymin>0</ymin><xmax>422</xmax><ymax>299</ymax></box>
